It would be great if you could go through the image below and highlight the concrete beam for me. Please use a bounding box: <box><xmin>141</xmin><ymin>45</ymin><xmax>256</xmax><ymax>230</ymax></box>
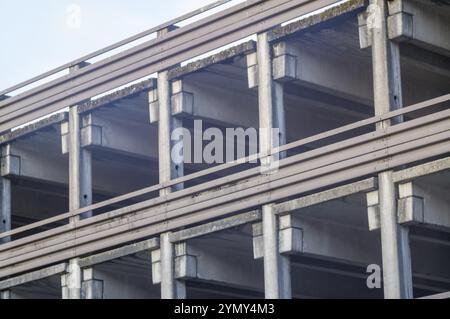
<box><xmin>256</xmin><ymin>209</ymin><xmax>450</xmax><ymax>287</ymax></box>
<box><xmin>418</xmin><ymin>291</ymin><xmax>450</xmax><ymax>299</ymax></box>
<box><xmin>150</xmin><ymin>78</ymin><xmax>258</xmax><ymax>129</ymax></box>
<box><xmin>153</xmin><ymin>224</ymin><xmax>267</xmax><ymax>295</ymax></box>
<box><xmin>79</xmin><ymin>238</ymin><xmax>160</xmax><ymax>268</ymax></box>
<box><xmin>268</xmin><ymin>0</ymin><xmax>367</xmax><ymax>42</ymax></box>
<box><xmin>150</xmin><ymin>212</ymin><xmax>264</xmax><ymax>295</ymax></box>
<box><xmin>393</xmin><ymin>156</ymin><xmax>450</xmax><ymax>183</ymax></box>
<box><xmin>367</xmin><ymin>179</ymin><xmax>450</xmax><ymax>231</ymax></box>
<box><xmin>247</xmin><ymin>41</ymin><xmax>374</xmax><ymax>106</ymax></box>
<box><xmin>400</xmin><ymin>43</ymin><xmax>450</xmax><ymax>80</ymax></box>
<box><xmin>152</xmin><ymin>241</ymin><xmax>197</xmax><ymax>285</ymax></box>
<box><xmin>253</xmin><ymin>213</ymin><xmax>380</xmax><ymax>265</ymax></box>
<box><xmin>0</xmin><ymin>263</ymin><xmax>67</xmax><ymax>291</ymax></box>
<box><xmin>2</xmin><ymin>139</ymin><xmax>153</xmax><ymax>197</ymax></box>
<box><xmin>77</xmin><ymin>79</ymin><xmax>156</xmax><ymax>114</ymax></box>
<box><xmin>0</xmin><ymin>290</ymin><xmax>10</xmax><ymax>299</ymax></box>
<box><xmin>2</xmin><ymin>142</ymin><xmax>66</xmax><ymax>184</ymax></box>
<box><xmin>83</xmin><ymin>259</ymin><xmax>159</xmax><ymax>299</ymax></box>
<box><xmin>0</xmin><ymin>113</ymin><xmax>67</xmax><ymax>146</ymax></box>
<box><xmin>152</xmin><ymin>70</ymin><xmax>363</xmax><ymax>146</ymax></box>
<box><xmin>81</xmin><ymin>268</ymin><xmax>104</xmax><ymax>299</ymax></box>
<box><xmin>170</xmin><ymin>210</ymin><xmax>261</xmax><ymax>243</ymax></box>
<box><xmin>62</xmin><ymin>113</ymin><xmax>158</xmax><ymax>160</ymax></box>
<box><xmin>388</xmin><ymin>0</ymin><xmax>450</xmax><ymax>56</ymax></box>
<box><xmin>253</xmin><ymin>214</ymin><xmax>304</xmax><ymax>259</ymax></box>
<box><xmin>398</xmin><ymin>181</ymin><xmax>450</xmax><ymax>230</ymax></box>
<box><xmin>189</xmin><ymin>237</ymin><xmax>263</xmax><ymax>293</ymax></box>
<box><xmin>168</xmin><ymin>41</ymin><xmax>256</xmax><ymax>81</ymax></box>
<box><xmin>359</xmin><ymin>0</ymin><xmax>450</xmax><ymax>56</ymax></box>
<box><xmin>274</xmin><ymin>178</ymin><xmax>377</xmax><ymax>215</ymax></box>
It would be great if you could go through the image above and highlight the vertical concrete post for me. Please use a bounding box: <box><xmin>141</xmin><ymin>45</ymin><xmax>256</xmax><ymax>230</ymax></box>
<box><xmin>257</xmin><ymin>32</ymin><xmax>290</xmax><ymax>299</ymax></box>
<box><xmin>157</xmin><ymin>26</ymin><xmax>186</xmax><ymax>300</ymax></box>
<box><xmin>0</xmin><ymin>290</ymin><xmax>11</xmax><ymax>299</ymax></box>
<box><xmin>63</xmin><ymin>62</ymin><xmax>92</xmax><ymax>299</ymax></box>
<box><xmin>369</xmin><ymin>0</ymin><xmax>412</xmax><ymax>299</ymax></box>
<box><xmin>82</xmin><ymin>268</ymin><xmax>104</xmax><ymax>299</ymax></box>
<box><xmin>68</xmin><ymin>64</ymin><xmax>93</xmax><ymax>219</ymax></box>
<box><xmin>62</xmin><ymin>258</ymin><xmax>82</xmax><ymax>299</ymax></box>
<box><xmin>257</xmin><ymin>32</ymin><xmax>286</xmax><ymax>169</ymax></box>
<box><xmin>157</xmin><ymin>26</ymin><xmax>184</xmax><ymax>197</ymax></box>
<box><xmin>0</xmin><ymin>145</ymin><xmax>11</xmax><ymax>245</ymax></box>
<box><xmin>160</xmin><ymin>232</ymin><xmax>175</xmax><ymax>299</ymax></box>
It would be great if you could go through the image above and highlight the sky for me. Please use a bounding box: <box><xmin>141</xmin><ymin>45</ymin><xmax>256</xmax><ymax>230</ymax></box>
<box><xmin>0</xmin><ymin>0</ymin><xmax>230</xmax><ymax>92</ymax></box>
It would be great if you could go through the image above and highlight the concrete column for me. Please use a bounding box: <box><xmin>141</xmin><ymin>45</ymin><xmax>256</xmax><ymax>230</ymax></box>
<box><xmin>68</xmin><ymin>64</ymin><xmax>92</xmax><ymax>220</ymax></box>
<box><xmin>158</xmin><ymin>70</ymin><xmax>184</xmax><ymax>195</ymax></box>
<box><xmin>369</xmin><ymin>0</ymin><xmax>412</xmax><ymax>299</ymax></box>
<box><xmin>157</xmin><ymin>27</ymin><xmax>184</xmax><ymax>196</ymax></box>
<box><xmin>157</xmin><ymin>26</ymin><xmax>186</xmax><ymax>299</ymax></box>
<box><xmin>257</xmin><ymin>32</ymin><xmax>286</xmax><ymax>170</ymax></box>
<box><xmin>257</xmin><ymin>32</ymin><xmax>290</xmax><ymax>299</ymax></box>
<box><xmin>61</xmin><ymin>258</ymin><xmax>82</xmax><ymax>299</ymax></box>
<box><xmin>0</xmin><ymin>146</ymin><xmax>11</xmax><ymax>244</ymax></box>
<box><xmin>82</xmin><ymin>268</ymin><xmax>104</xmax><ymax>299</ymax></box>
<box><xmin>160</xmin><ymin>232</ymin><xmax>186</xmax><ymax>299</ymax></box>
<box><xmin>0</xmin><ymin>290</ymin><xmax>11</xmax><ymax>299</ymax></box>
<box><xmin>64</xmin><ymin>63</ymin><xmax>92</xmax><ymax>299</ymax></box>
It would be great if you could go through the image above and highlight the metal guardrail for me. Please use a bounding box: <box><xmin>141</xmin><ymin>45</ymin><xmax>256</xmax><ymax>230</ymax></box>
<box><xmin>0</xmin><ymin>93</ymin><xmax>449</xmax><ymax>278</ymax></box>
<box><xmin>0</xmin><ymin>0</ymin><xmax>340</xmax><ymax>134</ymax></box>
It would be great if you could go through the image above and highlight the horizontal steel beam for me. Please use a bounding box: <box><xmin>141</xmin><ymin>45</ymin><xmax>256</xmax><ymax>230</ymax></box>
<box><xmin>0</xmin><ymin>0</ymin><xmax>341</xmax><ymax>134</ymax></box>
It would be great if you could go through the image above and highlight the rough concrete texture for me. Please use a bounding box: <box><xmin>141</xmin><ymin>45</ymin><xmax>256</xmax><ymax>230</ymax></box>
<box><xmin>168</xmin><ymin>40</ymin><xmax>256</xmax><ymax>80</ymax></box>
<box><xmin>0</xmin><ymin>112</ymin><xmax>68</xmax><ymax>145</ymax></box>
<box><xmin>77</xmin><ymin>78</ymin><xmax>157</xmax><ymax>114</ymax></box>
<box><xmin>269</xmin><ymin>0</ymin><xmax>366</xmax><ymax>41</ymax></box>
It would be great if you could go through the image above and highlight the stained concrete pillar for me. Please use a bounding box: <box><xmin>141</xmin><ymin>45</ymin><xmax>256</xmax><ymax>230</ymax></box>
<box><xmin>368</xmin><ymin>0</ymin><xmax>412</xmax><ymax>299</ymax></box>
<box><xmin>159</xmin><ymin>232</ymin><xmax>187</xmax><ymax>299</ymax></box>
<box><xmin>66</xmin><ymin>63</ymin><xmax>93</xmax><ymax>220</ymax></box>
<box><xmin>61</xmin><ymin>258</ymin><xmax>82</xmax><ymax>299</ymax></box>
<box><xmin>257</xmin><ymin>32</ymin><xmax>290</xmax><ymax>299</ymax></box>
<box><xmin>156</xmin><ymin>26</ymin><xmax>186</xmax><ymax>300</ymax></box>
<box><xmin>0</xmin><ymin>290</ymin><xmax>10</xmax><ymax>299</ymax></box>
<box><xmin>62</xmin><ymin>62</ymin><xmax>93</xmax><ymax>300</ymax></box>
<box><xmin>0</xmin><ymin>145</ymin><xmax>12</xmax><ymax>245</ymax></box>
<box><xmin>152</xmin><ymin>240</ymin><xmax>196</xmax><ymax>296</ymax></box>
<box><xmin>82</xmin><ymin>268</ymin><xmax>104</xmax><ymax>299</ymax></box>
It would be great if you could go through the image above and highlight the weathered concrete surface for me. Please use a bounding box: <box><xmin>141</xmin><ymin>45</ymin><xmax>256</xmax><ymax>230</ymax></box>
<box><xmin>269</xmin><ymin>0</ymin><xmax>367</xmax><ymax>42</ymax></box>
<box><xmin>77</xmin><ymin>79</ymin><xmax>156</xmax><ymax>114</ymax></box>
<box><xmin>388</xmin><ymin>0</ymin><xmax>450</xmax><ymax>56</ymax></box>
<box><xmin>168</xmin><ymin>41</ymin><xmax>256</xmax><ymax>80</ymax></box>
<box><xmin>0</xmin><ymin>113</ymin><xmax>67</xmax><ymax>146</ymax></box>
